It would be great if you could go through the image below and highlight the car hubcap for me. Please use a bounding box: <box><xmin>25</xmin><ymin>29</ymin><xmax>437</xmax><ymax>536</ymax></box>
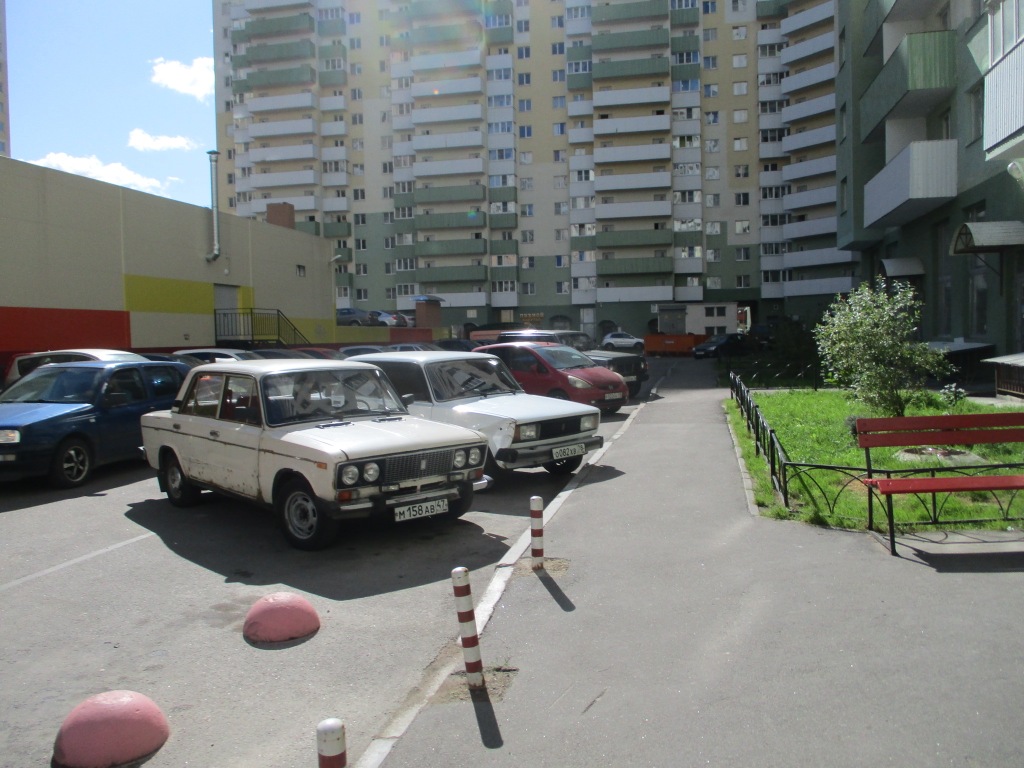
<box><xmin>168</xmin><ymin>464</ymin><xmax>184</xmax><ymax>495</ymax></box>
<box><xmin>63</xmin><ymin>447</ymin><xmax>88</xmax><ymax>482</ymax></box>
<box><xmin>285</xmin><ymin>493</ymin><xmax>318</xmax><ymax>539</ymax></box>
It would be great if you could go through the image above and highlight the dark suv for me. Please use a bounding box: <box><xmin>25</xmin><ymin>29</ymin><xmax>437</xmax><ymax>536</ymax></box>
<box><xmin>496</xmin><ymin>329</ymin><xmax>649</xmax><ymax>397</ymax></box>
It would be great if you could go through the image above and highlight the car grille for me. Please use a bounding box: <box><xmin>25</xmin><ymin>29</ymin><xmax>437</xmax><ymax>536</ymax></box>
<box><xmin>383</xmin><ymin>449</ymin><xmax>458</xmax><ymax>483</ymax></box>
<box><xmin>537</xmin><ymin>417</ymin><xmax>585</xmax><ymax>440</ymax></box>
<box><xmin>607</xmin><ymin>358</ymin><xmax>642</xmax><ymax>376</ymax></box>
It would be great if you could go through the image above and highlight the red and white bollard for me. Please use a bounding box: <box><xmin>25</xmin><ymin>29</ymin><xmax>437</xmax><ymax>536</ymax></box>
<box><xmin>530</xmin><ymin>495</ymin><xmax>545</xmax><ymax>570</ymax></box>
<box><xmin>451</xmin><ymin>566</ymin><xmax>485</xmax><ymax>689</ymax></box>
<box><xmin>316</xmin><ymin>718</ymin><xmax>346</xmax><ymax>768</ymax></box>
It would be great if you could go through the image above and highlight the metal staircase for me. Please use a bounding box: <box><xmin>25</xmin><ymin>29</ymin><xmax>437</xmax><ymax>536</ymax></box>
<box><xmin>215</xmin><ymin>308</ymin><xmax>310</xmax><ymax>348</ymax></box>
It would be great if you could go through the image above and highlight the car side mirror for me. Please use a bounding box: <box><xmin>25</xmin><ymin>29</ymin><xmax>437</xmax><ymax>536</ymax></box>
<box><xmin>401</xmin><ymin>393</ymin><xmax>415</xmax><ymax>407</ymax></box>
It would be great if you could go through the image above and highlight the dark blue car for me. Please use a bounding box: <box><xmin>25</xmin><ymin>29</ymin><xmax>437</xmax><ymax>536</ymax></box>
<box><xmin>0</xmin><ymin>360</ymin><xmax>189</xmax><ymax>488</ymax></box>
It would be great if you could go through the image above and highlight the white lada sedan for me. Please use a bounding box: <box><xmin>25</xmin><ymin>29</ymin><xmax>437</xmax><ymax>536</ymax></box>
<box><xmin>348</xmin><ymin>351</ymin><xmax>603</xmax><ymax>479</ymax></box>
<box><xmin>141</xmin><ymin>359</ymin><xmax>488</xmax><ymax>550</ymax></box>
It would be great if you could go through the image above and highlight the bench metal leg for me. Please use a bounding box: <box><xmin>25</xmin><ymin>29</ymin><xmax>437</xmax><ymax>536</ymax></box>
<box><xmin>886</xmin><ymin>496</ymin><xmax>897</xmax><ymax>556</ymax></box>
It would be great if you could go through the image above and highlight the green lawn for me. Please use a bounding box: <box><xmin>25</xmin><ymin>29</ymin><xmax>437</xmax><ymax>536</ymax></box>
<box><xmin>727</xmin><ymin>388</ymin><xmax>1024</xmax><ymax>532</ymax></box>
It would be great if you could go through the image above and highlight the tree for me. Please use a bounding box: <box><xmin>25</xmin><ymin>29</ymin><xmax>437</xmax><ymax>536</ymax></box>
<box><xmin>814</xmin><ymin>280</ymin><xmax>953</xmax><ymax>417</ymax></box>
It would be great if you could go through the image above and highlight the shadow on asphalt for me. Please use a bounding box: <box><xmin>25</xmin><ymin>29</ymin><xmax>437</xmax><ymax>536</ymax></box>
<box><xmin>0</xmin><ymin>462</ymin><xmax>154</xmax><ymax>515</ymax></box>
<box><xmin>125</xmin><ymin>495</ymin><xmax>511</xmax><ymax>600</ymax></box>
<box><xmin>908</xmin><ymin>549</ymin><xmax>1024</xmax><ymax>573</ymax></box>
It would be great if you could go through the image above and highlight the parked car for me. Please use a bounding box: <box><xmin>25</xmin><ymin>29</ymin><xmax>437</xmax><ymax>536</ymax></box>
<box><xmin>369</xmin><ymin>310</ymin><xmax>407</xmax><ymax>327</ymax></box>
<box><xmin>173</xmin><ymin>348</ymin><xmax>261</xmax><ymax>363</ymax></box>
<box><xmin>602</xmin><ymin>332</ymin><xmax>645</xmax><ymax>351</ymax></box>
<box><xmin>692</xmin><ymin>333</ymin><xmax>754</xmax><ymax>359</ymax></box>
<box><xmin>350</xmin><ymin>351</ymin><xmax>603</xmax><ymax>477</ymax></box>
<box><xmin>3</xmin><ymin>348</ymin><xmax>149</xmax><ymax>390</ymax></box>
<box><xmin>336</xmin><ymin>307</ymin><xmax>375</xmax><ymax>326</ymax></box>
<box><xmin>398</xmin><ymin>313</ymin><xmax>417</xmax><ymax>328</ymax></box>
<box><xmin>435</xmin><ymin>338</ymin><xmax>484</xmax><ymax>352</ymax></box>
<box><xmin>140</xmin><ymin>359</ymin><xmax>489</xmax><ymax>550</ymax></box>
<box><xmin>495</xmin><ymin>329</ymin><xmax>649</xmax><ymax>397</ymax></box>
<box><xmin>387</xmin><ymin>342</ymin><xmax>444</xmax><ymax>352</ymax></box>
<box><xmin>475</xmin><ymin>342</ymin><xmax>629</xmax><ymax>414</ymax></box>
<box><xmin>248</xmin><ymin>348</ymin><xmax>315</xmax><ymax>359</ymax></box>
<box><xmin>0</xmin><ymin>360</ymin><xmax>190</xmax><ymax>487</ymax></box>
<box><xmin>139</xmin><ymin>352</ymin><xmax>205</xmax><ymax>368</ymax></box>
<box><xmin>336</xmin><ymin>345</ymin><xmax>391</xmax><ymax>358</ymax></box>
<box><xmin>294</xmin><ymin>347</ymin><xmax>349</xmax><ymax>360</ymax></box>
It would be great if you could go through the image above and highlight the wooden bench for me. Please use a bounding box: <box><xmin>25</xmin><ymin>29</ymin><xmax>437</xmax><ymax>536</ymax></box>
<box><xmin>856</xmin><ymin>413</ymin><xmax>1024</xmax><ymax>555</ymax></box>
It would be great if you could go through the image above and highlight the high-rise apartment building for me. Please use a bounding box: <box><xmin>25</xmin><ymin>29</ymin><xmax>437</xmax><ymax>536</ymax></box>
<box><xmin>210</xmin><ymin>0</ymin><xmax>847</xmax><ymax>339</ymax></box>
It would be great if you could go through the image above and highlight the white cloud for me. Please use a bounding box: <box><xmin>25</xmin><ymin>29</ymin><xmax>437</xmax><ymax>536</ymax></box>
<box><xmin>150</xmin><ymin>57</ymin><xmax>214</xmax><ymax>102</ymax></box>
<box><xmin>28</xmin><ymin>153</ymin><xmax>167</xmax><ymax>196</ymax></box>
<box><xmin>128</xmin><ymin>128</ymin><xmax>199</xmax><ymax>152</ymax></box>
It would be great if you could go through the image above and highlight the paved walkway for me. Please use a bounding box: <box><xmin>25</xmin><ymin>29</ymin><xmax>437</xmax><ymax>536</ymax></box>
<box><xmin>362</xmin><ymin>359</ymin><xmax>1024</xmax><ymax>768</ymax></box>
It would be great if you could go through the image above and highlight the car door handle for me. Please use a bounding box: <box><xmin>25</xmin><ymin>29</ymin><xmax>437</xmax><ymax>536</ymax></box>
<box><xmin>173</xmin><ymin>423</ymin><xmax>181</xmax><ymax>430</ymax></box>
<box><xmin>209</xmin><ymin>430</ymin><xmax>220</xmax><ymax>438</ymax></box>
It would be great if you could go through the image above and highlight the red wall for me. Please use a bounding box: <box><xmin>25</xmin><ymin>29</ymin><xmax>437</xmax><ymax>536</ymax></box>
<box><xmin>0</xmin><ymin>306</ymin><xmax>132</xmax><ymax>375</ymax></box>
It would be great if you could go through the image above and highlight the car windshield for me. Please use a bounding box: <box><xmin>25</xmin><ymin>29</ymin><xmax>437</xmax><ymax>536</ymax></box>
<box><xmin>534</xmin><ymin>346</ymin><xmax>597</xmax><ymax>370</ymax></box>
<box><xmin>262</xmin><ymin>368</ymin><xmax>406</xmax><ymax>425</ymax></box>
<box><xmin>561</xmin><ymin>332</ymin><xmax>596</xmax><ymax>351</ymax></box>
<box><xmin>0</xmin><ymin>367</ymin><xmax>103</xmax><ymax>404</ymax></box>
<box><xmin>425</xmin><ymin>358</ymin><xmax>521</xmax><ymax>401</ymax></box>
<box><xmin>705</xmin><ymin>335</ymin><xmax>728</xmax><ymax>344</ymax></box>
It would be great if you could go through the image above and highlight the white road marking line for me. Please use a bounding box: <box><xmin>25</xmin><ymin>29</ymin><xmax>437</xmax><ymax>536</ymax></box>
<box><xmin>0</xmin><ymin>533</ymin><xmax>154</xmax><ymax>593</ymax></box>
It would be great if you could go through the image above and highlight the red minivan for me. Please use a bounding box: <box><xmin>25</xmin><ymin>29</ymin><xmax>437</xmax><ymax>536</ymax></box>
<box><xmin>475</xmin><ymin>342</ymin><xmax>629</xmax><ymax>413</ymax></box>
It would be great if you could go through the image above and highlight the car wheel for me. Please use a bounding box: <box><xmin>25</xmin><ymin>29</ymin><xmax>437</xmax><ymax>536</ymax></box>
<box><xmin>603</xmin><ymin>405</ymin><xmax>622</xmax><ymax>415</ymax></box>
<box><xmin>547</xmin><ymin>389</ymin><xmax>570</xmax><ymax>400</ymax></box>
<box><xmin>543</xmin><ymin>455</ymin><xmax>582</xmax><ymax>476</ymax></box>
<box><xmin>485</xmin><ymin>455</ymin><xmax>512</xmax><ymax>481</ymax></box>
<box><xmin>49</xmin><ymin>437</ymin><xmax>92</xmax><ymax>488</ymax></box>
<box><xmin>277</xmin><ymin>478</ymin><xmax>339</xmax><ymax>550</ymax></box>
<box><xmin>633</xmin><ymin>343</ymin><xmax>644</xmax><ymax>351</ymax></box>
<box><xmin>603</xmin><ymin>343</ymin><xmax>615</xmax><ymax>350</ymax></box>
<box><xmin>348</xmin><ymin>321</ymin><xmax>361</xmax><ymax>326</ymax></box>
<box><xmin>445</xmin><ymin>481</ymin><xmax>474</xmax><ymax>519</ymax></box>
<box><xmin>161</xmin><ymin>453</ymin><xmax>202</xmax><ymax>507</ymax></box>
<box><xmin>628</xmin><ymin>382</ymin><xmax>642</xmax><ymax>398</ymax></box>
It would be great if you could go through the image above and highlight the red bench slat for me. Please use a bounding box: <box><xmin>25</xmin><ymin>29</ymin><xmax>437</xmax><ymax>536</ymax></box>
<box><xmin>865</xmin><ymin>475</ymin><xmax>1024</xmax><ymax>495</ymax></box>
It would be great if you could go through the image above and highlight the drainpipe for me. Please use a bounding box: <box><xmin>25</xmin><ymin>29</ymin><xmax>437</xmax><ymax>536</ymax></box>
<box><xmin>206</xmin><ymin>150</ymin><xmax>221</xmax><ymax>262</ymax></box>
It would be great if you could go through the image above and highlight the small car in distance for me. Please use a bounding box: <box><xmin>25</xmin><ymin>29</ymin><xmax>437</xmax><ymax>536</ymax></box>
<box><xmin>0</xmin><ymin>360</ymin><xmax>190</xmax><ymax>487</ymax></box>
<box><xmin>349</xmin><ymin>351</ymin><xmax>603</xmax><ymax>477</ymax></box>
<box><xmin>475</xmin><ymin>342</ymin><xmax>629</xmax><ymax>413</ymax></box>
<box><xmin>140</xmin><ymin>360</ymin><xmax>489</xmax><ymax>550</ymax></box>
<box><xmin>602</xmin><ymin>332</ymin><xmax>645</xmax><ymax>351</ymax></box>
<box><xmin>692</xmin><ymin>333</ymin><xmax>753</xmax><ymax>359</ymax></box>
<box><xmin>336</xmin><ymin>307</ymin><xmax>375</xmax><ymax>326</ymax></box>
<box><xmin>173</xmin><ymin>348</ymin><xmax>261</xmax><ymax>363</ymax></box>
<box><xmin>369</xmin><ymin>310</ymin><xmax>407</xmax><ymax>327</ymax></box>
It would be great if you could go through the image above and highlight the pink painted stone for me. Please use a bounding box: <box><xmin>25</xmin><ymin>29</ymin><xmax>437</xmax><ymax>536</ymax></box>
<box><xmin>243</xmin><ymin>591</ymin><xmax>320</xmax><ymax>643</ymax></box>
<box><xmin>52</xmin><ymin>690</ymin><xmax>169</xmax><ymax>768</ymax></box>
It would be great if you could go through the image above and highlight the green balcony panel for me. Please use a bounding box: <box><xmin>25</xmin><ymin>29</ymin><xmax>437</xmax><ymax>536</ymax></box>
<box><xmin>756</xmin><ymin>0</ymin><xmax>789</xmax><ymax>18</ymax></box>
<box><xmin>568</xmin><ymin>73</ymin><xmax>594</xmax><ymax>91</ymax></box>
<box><xmin>488</xmin><ymin>186</ymin><xmax>518</xmax><ymax>203</ymax></box>
<box><xmin>416</xmin><ymin>264</ymin><xmax>489</xmax><ymax>282</ymax></box>
<box><xmin>671</xmin><ymin>35</ymin><xmax>700</xmax><ymax>53</ymax></box>
<box><xmin>596</xmin><ymin>229</ymin><xmax>674</xmax><ymax>249</ymax></box>
<box><xmin>416</xmin><ymin>211</ymin><xmax>487</xmax><ymax>229</ymax></box>
<box><xmin>334</xmin><ymin>270</ymin><xmax>353</xmax><ymax>288</ymax></box>
<box><xmin>673</xmin><ymin>231</ymin><xmax>703</xmax><ymax>247</ymax></box>
<box><xmin>394</xmin><ymin>192</ymin><xmax>415</xmax><ymax>208</ymax></box>
<box><xmin>489</xmin><ymin>213</ymin><xmax>518</xmax><ymax>229</ymax></box>
<box><xmin>393</xmin><ymin>244</ymin><xmax>416</xmax><ymax>259</ymax></box>
<box><xmin>415</xmin><ymin>238</ymin><xmax>488</xmax><ymax>257</ymax></box>
<box><xmin>567</xmin><ymin>45</ymin><xmax>593</xmax><ymax>62</ymax></box>
<box><xmin>236</xmin><ymin>13</ymin><xmax>315</xmax><ymax>42</ymax></box>
<box><xmin>486</xmin><ymin>26</ymin><xmax>514</xmax><ymax>45</ymax></box>
<box><xmin>596</xmin><ymin>257</ymin><xmax>674</xmax><ymax>276</ymax></box>
<box><xmin>317</xmin><ymin>18</ymin><xmax>346</xmax><ymax>36</ymax></box>
<box><xmin>671</xmin><ymin>63</ymin><xmax>701</xmax><ymax>81</ymax></box>
<box><xmin>318</xmin><ymin>42</ymin><xmax>348</xmax><ymax>59</ymax></box>
<box><xmin>592</xmin><ymin>28</ymin><xmax>670</xmax><ymax>52</ymax></box>
<box><xmin>859</xmin><ymin>30</ymin><xmax>955</xmax><ymax>141</ymax></box>
<box><xmin>570</xmin><ymin>235</ymin><xmax>597</xmax><ymax>251</ymax></box>
<box><xmin>415</xmin><ymin>184</ymin><xmax>488</xmax><ymax>204</ymax></box>
<box><xmin>393</xmin><ymin>218</ymin><xmax>416</xmax><ymax>235</ymax></box>
<box><xmin>490</xmin><ymin>265</ymin><xmax>519</xmax><ymax>281</ymax></box>
<box><xmin>409</xmin><ymin>0</ymin><xmax>482</xmax><ymax>19</ymax></box>
<box><xmin>486</xmin><ymin>0</ymin><xmax>514</xmax><ymax>14</ymax></box>
<box><xmin>593</xmin><ymin>0</ymin><xmax>667</xmax><ymax>23</ymax></box>
<box><xmin>334</xmin><ymin>246</ymin><xmax>353</xmax><ymax>261</ymax></box>
<box><xmin>234</xmin><ymin>65</ymin><xmax>318</xmax><ymax>93</ymax></box>
<box><xmin>489</xmin><ymin>239</ymin><xmax>519</xmax><ymax>255</ymax></box>
<box><xmin>593</xmin><ymin>58</ymin><xmax>670</xmax><ymax>80</ymax></box>
<box><xmin>294</xmin><ymin>221</ymin><xmax>321</xmax><ymax>236</ymax></box>
<box><xmin>323</xmin><ymin>221</ymin><xmax>351</xmax><ymax>238</ymax></box>
<box><xmin>411</xmin><ymin>24</ymin><xmax>473</xmax><ymax>45</ymax></box>
<box><xmin>318</xmin><ymin>70</ymin><xmax>348</xmax><ymax>87</ymax></box>
<box><xmin>670</xmin><ymin>7</ymin><xmax>700</xmax><ymax>25</ymax></box>
<box><xmin>235</xmin><ymin>40</ymin><xmax>315</xmax><ymax>68</ymax></box>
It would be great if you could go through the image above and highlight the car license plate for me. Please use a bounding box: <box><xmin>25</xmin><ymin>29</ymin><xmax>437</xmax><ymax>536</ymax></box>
<box><xmin>605</xmin><ymin>392</ymin><xmax>625</xmax><ymax>400</ymax></box>
<box><xmin>552</xmin><ymin>443</ymin><xmax>586</xmax><ymax>460</ymax></box>
<box><xmin>394</xmin><ymin>498</ymin><xmax>448</xmax><ymax>522</ymax></box>
<box><xmin>621</xmin><ymin>375</ymin><xmax>637</xmax><ymax>382</ymax></box>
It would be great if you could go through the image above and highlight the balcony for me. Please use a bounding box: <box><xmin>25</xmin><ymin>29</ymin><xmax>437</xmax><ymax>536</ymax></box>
<box><xmin>595</xmin><ymin>228</ymin><xmax>674</xmax><ymax>248</ymax></box>
<box><xmin>674</xmin><ymin>285</ymin><xmax>703</xmax><ymax>301</ymax></box>
<box><xmin>595</xmin><ymin>201</ymin><xmax>673</xmax><ymax>219</ymax></box>
<box><xmin>593</xmin><ymin>86</ymin><xmax>671</xmax><ymax>108</ymax></box>
<box><xmin>249</xmin><ymin>118</ymin><xmax>316</xmax><ymax>138</ymax></box>
<box><xmin>247</xmin><ymin>92</ymin><xmax>317</xmax><ymax>113</ymax></box>
<box><xmin>425</xmin><ymin>291</ymin><xmax>489</xmax><ymax>308</ymax></box>
<box><xmin>411</xmin><ymin>49</ymin><xmax>481</xmax><ymax>72</ymax></box>
<box><xmin>596</xmin><ymin>257</ymin><xmax>674</xmax><ymax>276</ymax></box>
<box><xmin>414</xmin><ymin>238</ymin><xmax>488</xmax><ymax>257</ymax></box>
<box><xmin>248</xmin><ymin>144</ymin><xmax>318</xmax><ymax>163</ymax></box>
<box><xmin>415</xmin><ymin>211</ymin><xmax>487</xmax><ymax>229</ymax></box>
<box><xmin>781</xmin><ymin>93</ymin><xmax>834</xmax><ymax>125</ymax></box>
<box><xmin>323</xmin><ymin>221</ymin><xmax>351</xmax><ymax>238</ymax></box>
<box><xmin>780</xmin><ymin>0</ymin><xmax>835</xmax><ymax>36</ymax></box>
<box><xmin>674</xmin><ymin>256</ymin><xmax>703</xmax><ymax>275</ymax></box>
<box><xmin>414</xmin><ymin>157</ymin><xmax>485</xmax><ymax>176</ymax></box>
<box><xmin>781</xmin><ymin>124</ymin><xmax>836</xmax><ymax>153</ymax></box>
<box><xmin>859</xmin><ymin>31</ymin><xmax>956</xmax><ymax>142</ymax></box>
<box><xmin>783</xmin><ymin>184</ymin><xmax>836</xmax><ymax>211</ymax></box>
<box><xmin>234</xmin><ymin>40</ymin><xmax>315</xmax><ymax>68</ymax></box>
<box><xmin>412</xmin><ymin>103</ymin><xmax>484</xmax><ymax>124</ymax></box>
<box><xmin>782</xmin><ymin>154</ymin><xmax>835</xmax><ymax>181</ymax></box>
<box><xmin>232</xmin><ymin>13</ymin><xmax>314</xmax><ymax>43</ymax></box>
<box><xmin>597</xmin><ymin>285</ymin><xmax>673</xmax><ymax>302</ymax></box>
<box><xmin>411</xmin><ymin>76</ymin><xmax>483</xmax><ymax>98</ymax></box>
<box><xmin>248</xmin><ymin>169</ymin><xmax>318</xmax><ymax>189</ymax></box>
<box><xmin>593</xmin><ymin>114</ymin><xmax>672</xmax><ymax>135</ymax></box>
<box><xmin>593</xmin><ymin>58</ymin><xmax>671</xmax><ymax>81</ymax></box>
<box><xmin>414</xmin><ymin>184</ymin><xmax>487</xmax><ymax>204</ymax></box>
<box><xmin>780</xmin><ymin>62</ymin><xmax>836</xmax><ymax>97</ymax></box>
<box><xmin>595</xmin><ymin>143</ymin><xmax>671</xmax><ymax>163</ymax></box>
<box><xmin>591</xmin><ymin>28</ymin><xmax>670</xmax><ymax>52</ymax></box>
<box><xmin>415</xmin><ymin>264</ymin><xmax>489</xmax><ymax>283</ymax></box>
<box><xmin>862</xmin><ymin>139</ymin><xmax>957</xmax><ymax>229</ymax></box>
<box><xmin>782</xmin><ymin>216</ymin><xmax>837</xmax><ymax>240</ymax></box>
<box><xmin>594</xmin><ymin>171</ymin><xmax>672</xmax><ymax>192</ymax></box>
<box><xmin>592</xmin><ymin>0</ymin><xmax>668</xmax><ymax>23</ymax></box>
<box><xmin>412</xmin><ymin>130</ymin><xmax>484</xmax><ymax>151</ymax></box>
<box><xmin>233</xmin><ymin>65</ymin><xmax>317</xmax><ymax>93</ymax></box>
<box><xmin>244</xmin><ymin>0</ymin><xmax>312</xmax><ymax>10</ymax></box>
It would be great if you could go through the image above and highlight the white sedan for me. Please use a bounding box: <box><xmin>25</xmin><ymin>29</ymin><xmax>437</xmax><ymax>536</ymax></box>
<box><xmin>349</xmin><ymin>351</ymin><xmax>603</xmax><ymax>478</ymax></box>
<box><xmin>141</xmin><ymin>360</ymin><xmax>488</xmax><ymax>550</ymax></box>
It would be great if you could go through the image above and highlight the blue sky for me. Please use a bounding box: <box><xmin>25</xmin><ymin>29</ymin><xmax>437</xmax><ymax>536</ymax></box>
<box><xmin>7</xmin><ymin>0</ymin><xmax>217</xmax><ymax>208</ymax></box>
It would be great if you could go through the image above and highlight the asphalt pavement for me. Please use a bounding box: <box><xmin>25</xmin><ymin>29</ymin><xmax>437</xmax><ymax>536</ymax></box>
<box><xmin>362</xmin><ymin>357</ymin><xmax>1024</xmax><ymax>768</ymax></box>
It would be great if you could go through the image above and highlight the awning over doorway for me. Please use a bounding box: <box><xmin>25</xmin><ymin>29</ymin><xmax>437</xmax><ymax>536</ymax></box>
<box><xmin>949</xmin><ymin>221</ymin><xmax>1024</xmax><ymax>254</ymax></box>
<box><xmin>880</xmin><ymin>257</ymin><xmax>925</xmax><ymax>277</ymax></box>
